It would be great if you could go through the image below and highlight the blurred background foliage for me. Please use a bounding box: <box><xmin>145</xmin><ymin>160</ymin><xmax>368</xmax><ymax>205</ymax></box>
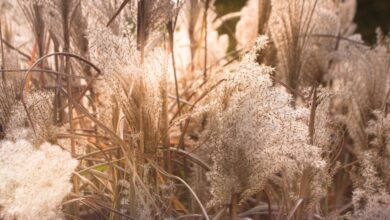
<box><xmin>215</xmin><ymin>0</ymin><xmax>389</xmax><ymax>44</ymax></box>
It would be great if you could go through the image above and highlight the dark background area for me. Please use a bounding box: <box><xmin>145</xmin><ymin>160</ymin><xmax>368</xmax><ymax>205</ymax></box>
<box><xmin>355</xmin><ymin>0</ymin><xmax>389</xmax><ymax>42</ymax></box>
<box><xmin>215</xmin><ymin>0</ymin><xmax>390</xmax><ymax>44</ymax></box>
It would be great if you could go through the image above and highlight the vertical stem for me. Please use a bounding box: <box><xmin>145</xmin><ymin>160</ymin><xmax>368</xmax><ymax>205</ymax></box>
<box><xmin>167</xmin><ymin>20</ymin><xmax>182</xmax><ymax>123</ymax></box>
<box><xmin>309</xmin><ymin>86</ymin><xmax>317</xmax><ymax>145</ymax></box>
<box><xmin>53</xmin><ymin>42</ymin><xmax>63</xmax><ymax>124</ymax></box>
<box><xmin>62</xmin><ymin>0</ymin><xmax>73</xmax><ymax>152</ymax></box>
<box><xmin>137</xmin><ymin>78</ymin><xmax>146</xmax><ymax>183</ymax></box>
<box><xmin>139</xmin><ymin>106</ymin><xmax>145</xmax><ymax>162</ymax></box>
<box><xmin>161</xmin><ymin>72</ymin><xmax>171</xmax><ymax>172</ymax></box>
<box><xmin>164</xmin><ymin>21</ymin><xmax>176</xmax><ymax>173</ymax></box>
<box><xmin>292</xmin><ymin>87</ymin><xmax>318</xmax><ymax>220</ymax></box>
<box><xmin>168</xmin><ymin>18</ymin><xmax>189</xmax><ymax>185</ymax></box>
<box><xmin>296</xmin><ymin>168</ymin><xmax>313</xmax><ymax>220</ymax></box>
<box><xmin>32</xmin><ymin>4</ymin><xmax>46</xmax><ymax>87</ymax></box>
<box><xmin>203</xmin><ymin>0</ymin><xmax>210</xmax><ymax>80</ymax></box>
<box><xmin>229</xmin><ymin>193</ymin><xmax>238</xmax><ymax>220</ymax></box>
<box><xmin>296</xmin><ymin>90</ymin><xmax>318</xmax><ymax>219</ymax></box>
<box><xmin>0</xmin><ymin>22</ymin><xmax>5</xmax><ymax>82</ymax></box>
<box><xmin>137</xmin><ymin>0</ymin><xmax>146</xmax><ymax>64</ymax></box>
<box><xmin>263</xmin><ymin>190</ymin><xmax>272</xmax><ymax>220</ymax></box>
<box><xmin>62</xmin><ymin>0</ymin><xmax>78</xmax><ymax>215</ymax></box>
<box><xmin>188</xmin><ymin>0</ymin><xmax>196</xmax><ymax>72</ymax></box>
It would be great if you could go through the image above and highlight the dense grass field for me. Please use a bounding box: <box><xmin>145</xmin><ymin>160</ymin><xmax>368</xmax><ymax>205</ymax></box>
<box><xmin>0</xmin><ymin>0</ymin><xmax>389</xmax><ymax>219</ymax></box>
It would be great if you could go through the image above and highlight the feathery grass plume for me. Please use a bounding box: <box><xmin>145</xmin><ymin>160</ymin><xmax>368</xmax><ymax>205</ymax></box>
<box><xmin>352</xmin><ymin>192</ymin><xmax>390</xmax><ymax>220</ymax></box>
<box><xmin>3</xmin><ymin>103</ymin><xmax>31</xmax><ymax>140</ymax></box>
<box><xmin>327</xmin><ymin>34</ymin><xmax>390</xmax><ymax>218</ymax></box>
<box><xmin>89</xmin><ymin>23</ymin><xmax>169</xmax><ymax>217</ymax></box>
<box><xmin>336</xmin><ymin>0</ymin><xmax>357</xmax><ymax>35</ymax></box>
<box><xmin>235</xmin><ymin>0</ymin><xmax>271</xmax><ymax>49</ymax></box>
<box><xmin>136</xmin><ymin>0</ymin><xmax>182</xmax><ymax>61</ymax></box>
<box><xmin>302</xmin><ymin>5</ymin><xmax>340</xmax><ymax>84</ymax></box>
<box><xmin>115</xmin><ymin>59</ymin><xmax>163</xmax><ymax>157</ymax></box>
<box><xmin>92</xmin><ymin>78</ymin><xmax>117</xmax><ymax>131</ymax></box>
<box><xmin>317</xmin><ymin>0</ymin><xmax>357</xmax><ymax>35</ymax></box>
<box><xmin>235</xmin><ymin>0</ymin><xmax>260</xmax><ymax>49</ymax></box>
<box><xmin>113</xmin><ymin>51</ymin><xmax>167</xmax><ymax>219</ymax></box>
<box><xmin>269</xmin><ymin>0</ymin><xmax>318</xmax><ymax>94</ymax></box>
<box><xmin>314</xmin><ymin>88</ymin><xmax>344</xmax><ymax>155</ymax></box>
<box><xmin>82</xmin><ymin>0</ymin><xmax>135</xmax><ymax>35</ymax></box>
<box><xmin>89</xmin><ymin>26</ymin><xmax>139</xmax><ymax>77</ymax></box>
<box><xmin>0</xmin><ymin>139</ymin><xmax>78</xmax><ymax>220</ymax></box>
<box><xmin>89</xmin><ymin>25</ymin><xmax>164</xmax><ymax>133</ymax></box>
<box><xmin>2</xmin><ymin>90</ymin><xmax>56</xmax><ymax>144</ymax></box>
<box><xmin>350</xmin><ymin>151</ymin><xmax>390</xmax><ymax>220</ymax></box>
<box><xmin>311</xmin><ymin>88</ymin><xmax>345</xmax><ymax>213</ymax></box>
<box><xmin>366</xmin><ymin>111</ymin><xmax>390</xmax><ymax>191</ymax></box>
<box><xmin>331</xmin><ymin>39</ymin><xmax>389</xmax><ymax>149</ymax></box>
<box><xmin>235</xmin><ymin>0</ymin><xmax>276</xmax><ymax>67</ymax></box>
<box><xmin>269</xmin><ymin>0</ymin><xmax>357</xmax><ymax>90</ymax></box>
<box><xmin>88</xmin><ymin>26</ymin><xmax>138</xmax><ymax>130</ymax></box>
<box><xmin>0</xmin><ymin>81</ymin><xmax>18</xmax><ymax>138</ymax></box>
<box><xmin>24</xmin><ymin>91</ymin><xmax>56</xmax><ymax>144</ymax></box>
<box><xmin>0</xmin><ymin>17</ymin><xmax>23</xmax><ymax>137</ymax></box>
<box><xmin>3</xmin><ymin>90</ymin><xmax>56</xmax><ymax>144</ymax></box>
<box><xmin>198</xmin><ymin>36</ymin><xmax>327</xmax><ymax>208</ymax></box>
<box><xmin>1</xmin><ymin>0</ymin><xmax>390</xmax><ymax>218</ymax></box>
